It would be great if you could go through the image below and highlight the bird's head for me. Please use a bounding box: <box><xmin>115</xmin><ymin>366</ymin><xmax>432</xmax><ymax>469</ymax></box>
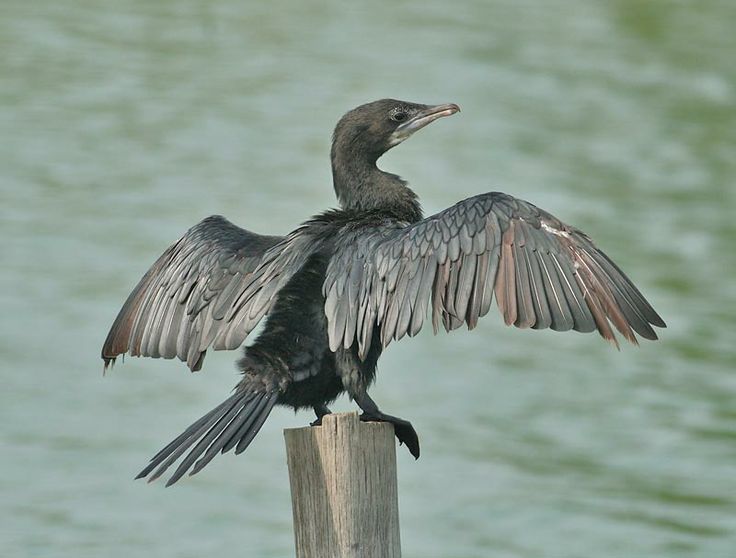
<box><xmin>332</xmin><ymin>99</ymin><xmax>460</xmax><ymax>162</ymax></box>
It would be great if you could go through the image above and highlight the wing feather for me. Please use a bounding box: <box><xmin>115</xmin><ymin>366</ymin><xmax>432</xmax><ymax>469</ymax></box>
<box><xmin>539</xmin><ymin>250</ymin><xmax>575</xmax><ymax>331</ymax></box>
<box><xmin>101</xmin><ymin>215</ymin><xmax>314</xmax><ymax>371</ymax></box>
<box><xmin>324</xmin><ymin>192</ymin><xmax>664</xmax><ymax>357</ymax></box>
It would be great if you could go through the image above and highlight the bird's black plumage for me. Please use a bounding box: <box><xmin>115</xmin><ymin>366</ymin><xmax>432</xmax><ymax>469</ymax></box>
<box><xmin>102</xmin><ymin>98</ymin><xmax>665</xmax><ymax>485</ymax></box>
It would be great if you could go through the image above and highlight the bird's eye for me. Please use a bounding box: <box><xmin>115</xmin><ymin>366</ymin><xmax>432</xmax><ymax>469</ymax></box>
<box><xmin>391</xmin><ymin>112</ymin><xmax>408</xmax><ymax>123</ymax></box>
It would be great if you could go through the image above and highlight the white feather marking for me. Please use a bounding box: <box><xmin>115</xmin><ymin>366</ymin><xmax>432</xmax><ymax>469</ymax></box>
<box><xmin>541</xmin><ymin>221</ymin><xmax>571</xmax><ymax>238</ymax></box>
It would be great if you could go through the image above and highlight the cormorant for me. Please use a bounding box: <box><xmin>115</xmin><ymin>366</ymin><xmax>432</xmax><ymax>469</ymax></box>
<box><xmin>102</xmin><ymin>99</ymin><xmax>665</xmax><ymax>486</ymax></box>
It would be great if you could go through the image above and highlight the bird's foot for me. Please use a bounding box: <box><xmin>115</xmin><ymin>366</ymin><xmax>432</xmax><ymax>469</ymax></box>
<box><xmin>310</xmin><ymin>404</ymin><xmax>332</xmax><ymax>427</ymax></box>
<box><xmin>359</xmin><ymin>411</ymin><xmax>420</xmax><ymax>459</ymax></box>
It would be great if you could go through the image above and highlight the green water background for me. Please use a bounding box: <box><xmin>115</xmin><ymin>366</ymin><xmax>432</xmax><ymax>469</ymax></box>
<box><xmin>1</xmin><ymin>1</ymin><xmax>734</xmax><ymax>556</ymax></box>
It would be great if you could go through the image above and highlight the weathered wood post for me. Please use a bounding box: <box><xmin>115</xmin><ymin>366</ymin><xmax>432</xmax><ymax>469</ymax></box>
<box><xmin>284</xmin><ymin>412</ymin><xmax>401</xmax><ymax>558</ymax></box>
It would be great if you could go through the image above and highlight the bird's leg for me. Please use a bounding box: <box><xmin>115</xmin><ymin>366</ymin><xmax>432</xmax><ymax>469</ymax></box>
<box><xmin>335</xmin><ymin>347</ymin><xmax>420</xmax><ymax>458</ymax></box>
<box><xmin>354</xmin><ymin>391</ymin><xmax>420</xmax><ymax>459</ymax></box>
<box><xmin>310</xmin><ymin>404</ymin><xmax>332</xmax><ymax>426</ymax></box>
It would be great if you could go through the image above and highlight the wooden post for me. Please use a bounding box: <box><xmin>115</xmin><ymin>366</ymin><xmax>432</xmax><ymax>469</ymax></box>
<box><xmin>284</xmin><ymin>412</ymin><xmax>401</xmax><ymax>558</ymax></box>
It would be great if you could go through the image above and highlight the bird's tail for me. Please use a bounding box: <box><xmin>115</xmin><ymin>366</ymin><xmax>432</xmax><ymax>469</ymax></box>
<box><xmin>136</xmin><ymin>389</ymin><xmax>278</xmax><ymax>486</ymax></box>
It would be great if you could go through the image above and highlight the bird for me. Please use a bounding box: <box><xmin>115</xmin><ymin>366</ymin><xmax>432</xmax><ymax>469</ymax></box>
<box><xmin>102</xmin><ymin>99</ymin><xmax>665</xmax><ymax>486</ymax></box>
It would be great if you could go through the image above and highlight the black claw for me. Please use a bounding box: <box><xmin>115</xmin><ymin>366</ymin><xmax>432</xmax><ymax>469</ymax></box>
<box><xmin>393</xmin><ymin>421</ymin><xmax>420</xmax><ymax>459</ymax></box>
<box><xmin>360</xmin><ymin>412</ymin><xmax>420</xmax><ymax>459</ymax></box>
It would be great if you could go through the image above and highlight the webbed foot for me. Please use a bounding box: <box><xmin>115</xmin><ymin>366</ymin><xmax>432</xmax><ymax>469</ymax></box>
<box><xmin>359</xmin><ymin>411</ymin><xmax>420</xmax><ymax>459</ymax></box>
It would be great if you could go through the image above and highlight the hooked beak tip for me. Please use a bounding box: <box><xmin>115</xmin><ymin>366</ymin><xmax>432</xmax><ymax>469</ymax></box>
<box><xmin>426</xmin><ymin>103</ymin><xmax>460</xmax><ymax>119</ymax></box>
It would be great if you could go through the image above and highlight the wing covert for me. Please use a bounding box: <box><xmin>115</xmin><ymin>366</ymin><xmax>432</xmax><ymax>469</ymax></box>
<box><xmin>324</xmin><ymin>192</ymin><xmax>665</xmax><ymax>359</ymax></box>
<box><xmin>102</xmin><ymin>216</ymin><xmax>314</xmax><ymax>371</ymax></box>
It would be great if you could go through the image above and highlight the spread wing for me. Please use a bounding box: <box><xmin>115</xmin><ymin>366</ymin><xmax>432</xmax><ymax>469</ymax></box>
<box><xmin>324</xmin><ymin>192</ymin><xmax>665</xmax><ymax>359</ymax></box>
<box><xmin>102</xmin><ymin>215</ymin><xmax>315</xmax><ymax>371</ymax></box>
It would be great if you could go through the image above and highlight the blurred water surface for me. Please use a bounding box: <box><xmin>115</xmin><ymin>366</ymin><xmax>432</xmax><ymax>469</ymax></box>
<box><xmin>1</xmin><ymin>1</ymin><xmax>735</xmax><ymax>557</ymax></box>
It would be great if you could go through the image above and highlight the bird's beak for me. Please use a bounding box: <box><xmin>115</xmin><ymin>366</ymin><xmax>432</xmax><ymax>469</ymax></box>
<box><xmin>389</xmin><ymin>103</ymin><xmax>460</xmax><ymax>146</ymax></box>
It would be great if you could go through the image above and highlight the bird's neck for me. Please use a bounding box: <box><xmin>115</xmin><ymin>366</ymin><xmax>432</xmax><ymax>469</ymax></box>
<box><xmin>331</xmin><ymin>151</ymin><xmax>423</xmax><ymax>223</ymax></box>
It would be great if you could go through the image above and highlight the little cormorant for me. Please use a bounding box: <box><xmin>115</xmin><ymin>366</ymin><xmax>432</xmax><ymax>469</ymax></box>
<box><xmin>102</xmin><ymin>99</ymin><xmax>665</xmax><ymax>486</ymax></box>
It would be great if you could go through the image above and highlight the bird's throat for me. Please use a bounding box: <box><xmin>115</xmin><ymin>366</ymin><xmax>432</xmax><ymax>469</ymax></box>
<box><xmin>331</xmin><ymin>155</ymin><xmax>422</xmax><ymax>223</ymax></box>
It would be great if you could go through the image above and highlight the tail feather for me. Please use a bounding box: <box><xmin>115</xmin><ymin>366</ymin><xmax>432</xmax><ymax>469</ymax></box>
<box><xmin>235</xmin><ymin>394</ymin><xmax>274</xmax><ymax>454</ymax></box>
<box><xmin>136</xmin><ymin>390</ymin><xmax>277</xmax><ymax>486</ymax></box>
<box><xmin>138</xmin><ymin>395</ymin><xmax>238</xmax><ymax>478</ymax></box>
<box><xmin>164</xmin><ymin>396</ymin><xmax>253</xmax><ymax>486</ymax></box>
<box><xmin>191</xmin><ymin>394</ymin><xmax>270</xmax><ymax>475</ymax></box>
